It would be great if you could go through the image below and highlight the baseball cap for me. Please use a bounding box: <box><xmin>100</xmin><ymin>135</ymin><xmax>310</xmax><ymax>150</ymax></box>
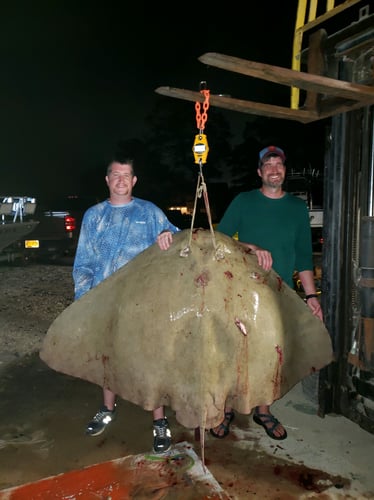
<box><xmin>259</xmin><ymin>146</ymin><xmax>286</xmax><ymax>164</ymax></box>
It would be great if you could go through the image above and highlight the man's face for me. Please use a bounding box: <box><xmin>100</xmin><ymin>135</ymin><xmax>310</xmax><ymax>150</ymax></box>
<box><xmin>105</xmin><ymin>163</ymin><xmax>137</xmax><ymax>197</ymax></box>
<box><xmin>257</xmin><ymin>156</ymin><xmax>286</xmax><ymax>188</ymax></box>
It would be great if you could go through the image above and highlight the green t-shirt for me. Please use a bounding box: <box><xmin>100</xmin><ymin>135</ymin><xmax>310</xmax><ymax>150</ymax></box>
<box><xmin>217</xmin><ymin>189</ymin><xmax>313</xmax><ymax>287</ymax></box>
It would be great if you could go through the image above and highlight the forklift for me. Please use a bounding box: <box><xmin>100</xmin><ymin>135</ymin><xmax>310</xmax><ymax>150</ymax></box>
<box><xmin>157</xmin><ymin>0</ymin><xmax>374</xmax><ymax>433</ymax></box>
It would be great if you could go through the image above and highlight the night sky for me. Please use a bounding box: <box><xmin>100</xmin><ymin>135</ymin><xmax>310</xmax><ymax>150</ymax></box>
<box><xmin>1</xmin><ymin>1</ymin><xmax>300</xmax><ymax>198</ymax></box>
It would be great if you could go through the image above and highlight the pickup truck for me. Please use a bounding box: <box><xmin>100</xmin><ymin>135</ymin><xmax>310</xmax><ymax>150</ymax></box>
<box><xmin>0</xmin><ymin>196</ymin><xmax>40</xmax><ymax>263</ymax></box>
<box><xmin>0</xmin><ymin>195</ymin><xmax>98</xmax><ymax>263</ymax></box>
<box><xmin>22</xmin><ymin>195</ymin><xmax>98</xmax><ymax>262</ymax></box>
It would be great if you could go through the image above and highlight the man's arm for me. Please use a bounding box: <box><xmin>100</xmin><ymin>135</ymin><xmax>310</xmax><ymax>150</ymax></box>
<box><xmin>72</xmin><ymin>214</ymin><xmax>95</xmax><ymax>299</ymax></box>
<box><xmin>298</xmin><ymin>269</ymin><xmax>323</xmax><ymax>320</ymax></box>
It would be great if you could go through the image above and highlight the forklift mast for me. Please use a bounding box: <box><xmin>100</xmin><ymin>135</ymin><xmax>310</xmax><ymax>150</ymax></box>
<box><xmin>293</xmin><ymin>0</ymin><xmax>374</xmax><ymax>433</ymax></box>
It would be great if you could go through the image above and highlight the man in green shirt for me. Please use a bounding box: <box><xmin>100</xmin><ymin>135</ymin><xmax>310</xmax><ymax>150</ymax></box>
<box><xmin>210</xmin><ymin>145</ymin><xmax>322</xmax><ymax>440</ymax></box>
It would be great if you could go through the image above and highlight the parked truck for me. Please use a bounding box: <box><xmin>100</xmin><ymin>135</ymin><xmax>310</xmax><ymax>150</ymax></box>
<box><xmin>0</xmin><ymin>196</ymin><xmax>39</xmax><ymax>262</ymax></box>
<box><xmin>0</xmin><ymin>194</ymin><xmax>97</xmax><ymax>263</ymax></box>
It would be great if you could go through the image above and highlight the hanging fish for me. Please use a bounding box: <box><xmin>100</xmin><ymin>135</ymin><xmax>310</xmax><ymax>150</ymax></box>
<box><xmin>40</xmin><ymin>228</ymin><xmax>333</xmax><ymax>457</ymax></box>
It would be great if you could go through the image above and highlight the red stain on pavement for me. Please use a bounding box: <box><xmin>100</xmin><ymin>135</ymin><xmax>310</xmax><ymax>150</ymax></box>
<box><xmin>0</xmin><ymin>451</ymin><xmax>229</xmax><ymax>500</ymax></box>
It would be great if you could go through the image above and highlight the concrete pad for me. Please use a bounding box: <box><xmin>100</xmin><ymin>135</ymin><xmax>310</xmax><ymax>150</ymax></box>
<box><xmin>0</xmin><ymin>354</ymin><xmax>373</xmax><ymax>499</ymax></box>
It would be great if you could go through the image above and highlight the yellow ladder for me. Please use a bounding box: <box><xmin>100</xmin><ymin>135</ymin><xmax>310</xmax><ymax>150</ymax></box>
<box><xmin>291</xmin><ymin>0</ymin><xmax>364</xmax><ymax>109</ymax></box>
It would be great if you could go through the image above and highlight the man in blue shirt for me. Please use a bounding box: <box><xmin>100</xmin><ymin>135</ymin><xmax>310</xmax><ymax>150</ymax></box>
<box><xmin>73</xmin><ymin>155</ymin><xmax>180</xmax><ymax>454</ymax></box>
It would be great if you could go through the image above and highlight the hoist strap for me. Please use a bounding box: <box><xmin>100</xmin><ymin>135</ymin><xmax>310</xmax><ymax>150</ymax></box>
<box><xmin>188</xmin><ymin>162</ymin><xmax>217</xmax><ymax>250</ymax></box>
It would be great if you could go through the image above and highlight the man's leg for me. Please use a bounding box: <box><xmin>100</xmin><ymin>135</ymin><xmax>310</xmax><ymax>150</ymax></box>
<box><xmin>103</xmin><ymin>387</ymin><xmax>116</xmax><ymax>410</ymax></box>
<box><xmin>152</xmin><ymin>405</ymin><xmax>172</xmax><ymax>453</ymax></box>
<box><xmin>86</xmin><ymin>388</ymin><xmax>117</xmax><ymax>436</ymax></box>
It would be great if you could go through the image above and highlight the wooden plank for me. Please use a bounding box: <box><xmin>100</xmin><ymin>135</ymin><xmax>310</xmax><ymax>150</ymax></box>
<box><xmin>198</xmin><ymin>52</ymin><xmax>374</xmax><ymax>101</ymax></box>
<box><xmin>303</xmin><ymin>29</ymin><xmax>327</xmax><ymax>111</ymax></box>
<box><xmin>315</xmin><ymin>95</ymin><xmax>374</xmax><ymax>119</ymax></box>
<box><xmin>155</xmin><ymin>86</ymin><xmax>317</xmax><ymax>123</ymax></box>
<box><xmin>155</xmin><ymin>86</ymin><xmax>374</xmax><ymax>124</ymax></box>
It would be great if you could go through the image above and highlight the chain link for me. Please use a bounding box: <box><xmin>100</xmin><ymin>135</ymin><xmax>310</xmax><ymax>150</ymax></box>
<box><xmin>195</xmin><ymin>89</ymin><xmax>210</xmax><ymax>132</ymax></box>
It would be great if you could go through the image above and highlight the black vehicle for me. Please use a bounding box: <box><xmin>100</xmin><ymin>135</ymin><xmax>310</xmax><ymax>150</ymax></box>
<box><xmin>22</xmin><ymin>195</ymin><xmax>99</xmax><ymax>262</ymax></box>
<box><xmin>0</xmin><ymin>196</ymin><xmax>40</xmax><ymax>263</ymax></box>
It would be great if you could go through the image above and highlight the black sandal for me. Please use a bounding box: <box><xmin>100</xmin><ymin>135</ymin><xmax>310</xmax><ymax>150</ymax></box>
<box><xmin>210</xmin><ymin>411</ymin><xmax>235</xmax><ymax>439</ymax></box>
<box><xmin>253</xmin><ymin>412</ymin><xmax>287</xmax><ymax>440</ymax></box>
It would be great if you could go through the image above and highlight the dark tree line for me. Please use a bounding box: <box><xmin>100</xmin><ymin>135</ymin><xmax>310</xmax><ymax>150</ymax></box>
<box><xmin>78</xmin><ymin>96</ymin><xmax>327</xmax><ymax>223</ymax></box>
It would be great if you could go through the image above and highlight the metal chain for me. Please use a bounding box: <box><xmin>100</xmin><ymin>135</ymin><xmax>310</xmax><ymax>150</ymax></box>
<box><xmin>195</xmin><ymin>89</ymin><xmax>210</xmax><ymax>132</ymax></box>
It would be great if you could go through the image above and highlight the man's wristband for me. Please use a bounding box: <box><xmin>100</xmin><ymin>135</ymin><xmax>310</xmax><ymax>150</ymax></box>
<box><xmin>305</xmin><ymin>294</ymin><xmax>319</xmax><ymax>301</ymax></box>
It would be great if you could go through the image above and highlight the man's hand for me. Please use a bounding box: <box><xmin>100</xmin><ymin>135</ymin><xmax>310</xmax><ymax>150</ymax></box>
<box><xmin>241</xmin><ymin>242</ymin><xmax>272</xmax><ymax>271</ymax></box>
<box><xmin>306</xmin><ymin>296</ymin><xmax>323</xmax><ymax>321</ymax></box>
<box><xmin>157</xmin><ymin>231</ymin><xmax>173</xmax><ymax>251</ymax></box>
<box><xmin>253</xmin><ymin>248</ymin><xmax>273</xmax><ymax>271</ymax></box>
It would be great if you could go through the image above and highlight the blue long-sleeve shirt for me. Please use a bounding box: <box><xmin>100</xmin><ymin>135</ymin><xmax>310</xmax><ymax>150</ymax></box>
<box><xmin>73</xmin><ymin>198</ymin><xmax>180</xmax><ymax>299</ymax></box>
